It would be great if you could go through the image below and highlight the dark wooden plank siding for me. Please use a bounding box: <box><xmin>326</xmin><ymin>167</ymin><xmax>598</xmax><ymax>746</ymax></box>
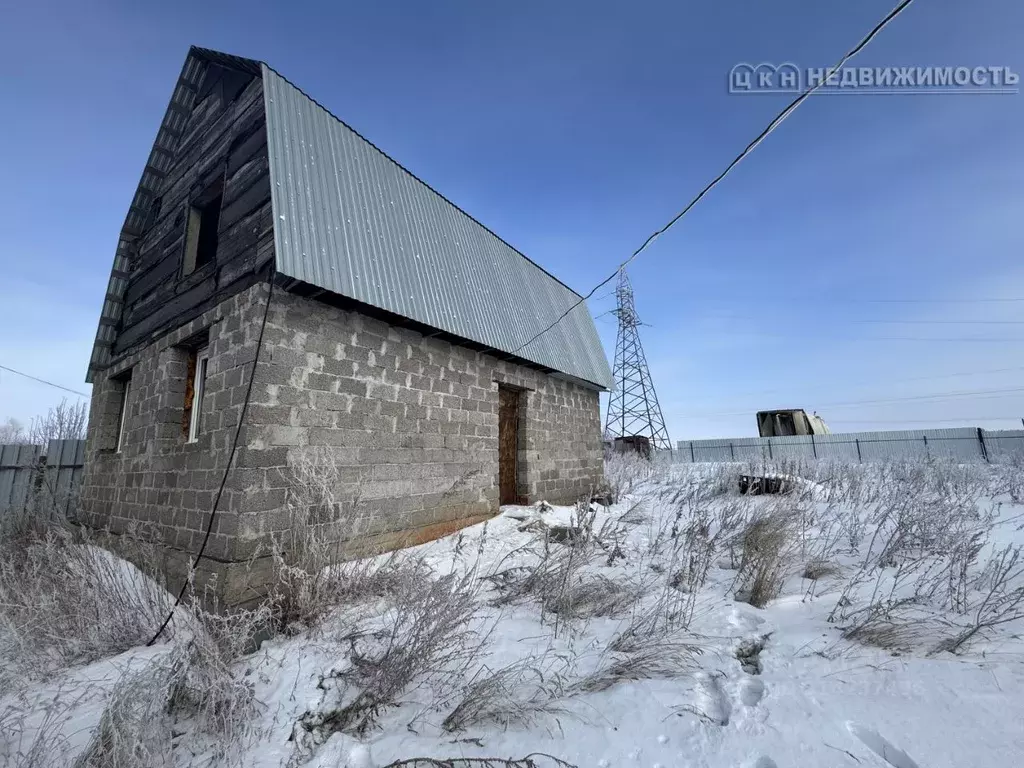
<box><xmin>113</xmin><ymin>63</ymin><xmax>274</xmax><ymax>358</ymax></box>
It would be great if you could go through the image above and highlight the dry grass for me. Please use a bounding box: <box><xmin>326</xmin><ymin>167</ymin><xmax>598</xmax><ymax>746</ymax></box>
<box><xmin>441</xmin><ymin>626</ymin><xmax>699</xmax><ymax>734</ymax></box>
<box><xmin>382</xmin><ymin>755</ymin><xmax>577</xmax><ymax>768</ymax></box>
<box><xmin>0</xmin><ymin>525</ymin><xmax>174</xmax><ymax>690</ymax></box>
<box><xmin>77</xmin><ymin>664</ymin><xmax>175</xmax><ymax>768</ymax></box>
<box><xmin>733</xmin><ymin>509</ymin><xmax>798</xmax><ymax>608</ymax></box>
<box><xmin>488</xmin><ymin>503</ymin><xmax>634</xmax><ymax>633</ymax></box>
<box><xmin>0</xmin><ymin>702</ymin><xmax>76</xmax><ymax>768</ymax></box>
<box><xmin>311</xmin><ymin>570</ymin><xmax>482</xmax><ymax>736</ymax></box>
<box><xmin>803</xmin><ymin>557</ymin><xmax>841</xmax><ymax>581</ymax></box>
<box><xmin>570</xmin><ymin>639</ymin><xmax>699</xmax><ymax>694</ymax></box>
<box><xmin>441</xmin><ymin>654</ymin><xmax>574</xmax><ymax>732</ymax></box>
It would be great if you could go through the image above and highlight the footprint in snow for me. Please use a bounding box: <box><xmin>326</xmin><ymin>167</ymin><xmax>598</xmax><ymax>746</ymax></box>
<box><xmin>740</xmin><ymin>676</ymin><xmax>765</xmax><ymax>707</ymax></box>
<box><xmin>692</xmin><ymin>672</ymin><xmax>731</xmax><ymax>726</ymax></box>
<box><xmin>729</xmin><ymin>606</ymin><xmax>766</xmax><ymax>634</ymax></box>
<box><xmin>749</xmin><ymin>757</ymin><xmax>778</xmax><ymax>768</ymax></box>
<box><xmin>846</xmin><ymin>721</ymin><xmax>921</xmax><ymax>768</ymax></box>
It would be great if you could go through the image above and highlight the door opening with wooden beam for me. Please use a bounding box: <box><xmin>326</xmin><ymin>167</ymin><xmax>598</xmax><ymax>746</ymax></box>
<box><xmin>497</xmin><ymin>386</ymin><xmax>521</xmax><ymax>506</ymax></box>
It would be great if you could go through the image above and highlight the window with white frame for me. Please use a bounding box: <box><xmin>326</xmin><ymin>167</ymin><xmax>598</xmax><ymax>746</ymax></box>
<box><xmin>185</xmin><ymin>346</ymin><xmax>210</xmax><ymax>442</ymax></box>
<box><xmin>114</xmin><ymin>372</ymin><xmax>132</xmax><ymax>452</ymax></box>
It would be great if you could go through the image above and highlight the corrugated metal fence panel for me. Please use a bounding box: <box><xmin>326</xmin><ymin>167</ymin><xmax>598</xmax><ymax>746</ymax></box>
<box><xmin>42</xmin><ymin>439</ymin><xmax>87</xmax><ymax>518</ymax></box>
<box><xmin>0</xmin><ymin>443</ymin><xmax>43</xmax><ymax>513</ymax></box>
<box><xmin>811</xmin><ymin>433</ymin><xmax>860</xmax><ymax>462</ymax></box>
<box><xmin>984</xmin><ymin>430</ymin><xmax>1024</xmax><ymax>459</ymax></box>
<box><xmin>675</xmin><ymin>428</ymin><xmax>1024</xmax><ymax>464</ymax></box>
<box><xmin>0</xmin><ymin>441</ymin><xmax>86</xmax><ymax>519</ymax></box>
<box><xmin>262</xmin><ymin>65</ymin><xmax>613</xmax><ymax>390</ymax></box>
<box><xmin>923</xmin><ymin>428</ymin><xmax>986</xmax><ymax>462</ymax></box>
<box><xmin>768</xmin><ymin>435</ymin><xmax>816</xmax><ymax>460</ymax></box>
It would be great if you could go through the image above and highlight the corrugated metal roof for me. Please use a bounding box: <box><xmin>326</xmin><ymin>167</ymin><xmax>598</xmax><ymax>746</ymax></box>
<box><xmin>262</xmin><ymin>65</ymin><xmax>612</xmax><ymax>390</ymax></box>
<box><xmin>89</xmin><ymin>48</ymin><xmax>612</xmax><ymax>390</ymax></box>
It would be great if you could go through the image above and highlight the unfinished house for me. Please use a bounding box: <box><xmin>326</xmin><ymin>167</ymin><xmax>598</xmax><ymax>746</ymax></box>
<box><xmin>79</xmin><ymin>47</ymin><xmax>613</xmax><ymax>608</ymax></box>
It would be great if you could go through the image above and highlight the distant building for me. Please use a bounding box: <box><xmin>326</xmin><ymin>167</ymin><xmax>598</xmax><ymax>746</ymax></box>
<box><xmin>756</xmin><ymin>409</ymin><xmax>830</xmax><ymax>437</ymax></box>
<box><xmin>79</xmin><ymin>47</ymin><xmax>612</xmax><ymax>608</ymax></box>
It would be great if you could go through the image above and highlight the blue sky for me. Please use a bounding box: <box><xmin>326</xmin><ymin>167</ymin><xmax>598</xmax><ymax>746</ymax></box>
<box><xmin>1</xmin><ymin>0</ymin><xmax>1023</xmax><ymax>440</ymax></box>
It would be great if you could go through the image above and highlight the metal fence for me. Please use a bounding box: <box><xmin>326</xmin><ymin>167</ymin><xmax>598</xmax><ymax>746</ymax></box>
<box><xmin>0</xmin><ymin>439</ymin><xmax>86</xmax><ymax>520</ymax></box>
<box><xmin>676</xmin><ymin>428</ymin><xmax>1024</xmax><ymax>464</ymax></box>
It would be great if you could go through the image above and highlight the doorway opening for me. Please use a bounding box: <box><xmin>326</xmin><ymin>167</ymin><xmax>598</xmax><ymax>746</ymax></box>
<box><xmin>497</xmin><ymin>386</ymin><xmax>522</xmax><ymax>506</ymax></box>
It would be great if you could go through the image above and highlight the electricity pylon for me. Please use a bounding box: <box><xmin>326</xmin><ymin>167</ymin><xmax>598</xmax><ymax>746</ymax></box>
<box><xmin>604</xmin><ymin>268</ymin><xmax>672</xmax><ymax>451</ymax></box>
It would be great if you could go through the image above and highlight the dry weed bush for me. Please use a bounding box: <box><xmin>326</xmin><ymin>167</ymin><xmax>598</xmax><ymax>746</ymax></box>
<box><xmin>74</xmin><ymin>603</ymin><xmax>270</xmax><ymax>768</ymax></box>
<box><xmin>602</xmin><ymin>451</ymin><xmax>653</xmax><ymax>504</ymax></box>
<box><xmin>0</xmin><ymin>702</ymin><xmax>77</xmax><ymax>768</ymax></box>
<box><xmin>572</xmin><ymin>640</ymin><xmax>697</xmax><ymax>694</ymax></box>
<box><xmin>488</xmin><ymin>503</ymin><xmax>638</xmax><ymax>633</ymax></box>
<box><xmin>802</xmin><ymin>557</ymin><xmax>840</xmax><ymax>581</ymax></box>
<box><xmin>988</xmin><ymin>454</ymin><xmax>1024</xmax><ymax>502</ymax></box>
<box><xmin>0</xmin><ymin>525</ymin><xmax>173</xmax><ymax>689</ymax></box>
<box><xmin>818</xmin><ymin>459</ymin><xmax>1024</xmax><ymax>654</ymax></box>
<box><xmin>382</xmin><ymin>755</ymin><xmax>577</xmax><ymax>768</ymax></box>
<box><xmin>937</xmin><ymin>544</ymin><xmax>1024</xmax><ymax>653</ymax></box>
<box><xmin>77</xmin><ymin>664</ymin><xmax>176</xmax><ymax>768</ymax></box>
<box><xmin>271</xmin><ymin>447</ymin><xmax>440</xmax><ymax>637</ymax></box>
<box><xmin>442</xmin><ymin>622</ymin><xmax>698</xmax><ymax>734</ymax></box>
<box><xmin>168</xmin><ymin>605</ymin><xmax>270</xmax><ymax>747</ymax></box>
<box><xmin>307</xmin><ymin>570</ymin><xmax>482</xmax><ymax>736</ymax></box>
<box><xmin>732</xmin><ymin>508</ymin><xmax>799</xmax><ymax>608</ymax></box>
<box><xmin>441</xmin><ymin>654</ymin><xmax>574</xmax><ymax>732</ymax></box>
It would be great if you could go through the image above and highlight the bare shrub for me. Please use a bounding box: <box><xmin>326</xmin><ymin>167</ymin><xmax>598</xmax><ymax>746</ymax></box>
<box><xmin>936</xmin><ymin>544</ymin><xmax>1024</xmax><ymax>654</ymax></box>
<box><xmin>382</xmin><ymin>755</ymin><xmax>577</xmax><ymax>768</ymax></box>
<box><xmin>571</xmin><ymin>639</ymin><xmax>699</xmax><ymax>694</ymax></box>
<box><xmin>0</xmin><ymin>702</ymin><xmax>76</xmax><ymax>768</ymax></box>
<box><xmin>545</xmin><ymin>574</ymin><xmax>644</xmax><ymax>621</ymax></box>
<box><xmin>733</xmin><ymin>509</ymin><xmax>798</xmax><ymax>608</ymax></box>
<box><xmin>602</xmin><ymin>451</ymin><xmax>654</xmax><ymax>503</ymax></box>
<box><xmin>618</xmin><ymin>501</ymin><xmax>647</xmax><ymax>525</ymax></box>
<box><xmin>167</xmin><ymin>604</ymin><xmax>270</xmax><ymax>747</ymax></box>
<box><xmin>666</xmin><ymin>506</ymin><xmax>718</xmax><ymax>601</ymax></box>
<box><xmin>271</xmin><ymin>446</ymin><xmax>364</xmax><ymax>630</ymax></box>
<box><xmin>77</xmin><ymin>664</ymin><xmax>175</xmax><ymax>768</ymax></box>
<box><xmin>828</xmin><ymin>556</ymin><xmax>954</xmax><ymax>653</ymax></box>
<box><xmin>443</xmin><ymin>622</ymin><xmax>699</xmax><ymax>733</ymax></box>
<box><xmin>802</xmin><ymin>558</ymin><xmax>840</xmax><ymax>581</ymax></box>
<box><xmin>989</xmin><ymin>454</ymin><xmax>1024</xmax><ymax>502</ymax></box>
<box><xmin>489</xmin><ymin>503</ymin><xmax>624</xmax><ymax>634</ymax></box>
<box><xmin>839</xmin><ymin>603</ymin><xmax>948</xmax><ymax>653</ymax></box>
<box><xmin>273</xmin><ymin>448</ymin><xmax>452</xmax><ymax>638</ymax></box>
<box><xmin>441</xmin><ymin>654</ymin><xmax>573</xmax><ymax>732</ymax></box>
<box><xmin>317</xmin><ymin>571</ymin><xmax>481</xmax><ymax>735</ymax></box>
<box><xmin>0</xmin><ymin>527</ymin><xmax>173</xmax><ymax>689</ymax></box>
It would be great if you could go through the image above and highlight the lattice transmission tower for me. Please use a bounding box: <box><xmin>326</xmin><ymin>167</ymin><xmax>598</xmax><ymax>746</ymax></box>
<box><xmin>604</xmin><ymin>268</ymin><xmax>672</xmax><ymax>451</ymax></box>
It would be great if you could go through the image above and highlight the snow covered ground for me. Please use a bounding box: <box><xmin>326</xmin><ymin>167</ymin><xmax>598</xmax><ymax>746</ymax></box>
<box><xmin>3</xmin><ymin>459</ymin><xmax>1023</xmax><ymax>768</ymax></box>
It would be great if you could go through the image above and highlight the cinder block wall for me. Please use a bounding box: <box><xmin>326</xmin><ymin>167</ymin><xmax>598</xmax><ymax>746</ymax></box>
<box><xmin>79</xmin><ymin>284</ymin><xmax>274</xmax><ymax>604</ymax></box>
<box><xmin>79</xmin><ymin>282</ymin><xmax>604</xmax><ymax>607</ymax></box>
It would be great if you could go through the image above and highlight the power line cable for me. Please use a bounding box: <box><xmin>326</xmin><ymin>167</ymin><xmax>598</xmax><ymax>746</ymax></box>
<box><xmin>0</xmin><ymin>364</ymin><xmax>90</xmax><ymax>398</ymax></box>
<box><xmin>147</xmin><ymin>276</ymin><xmax>276</xmax><ymax>646</ymax></box>
<box><xmin>678</xmin><ymin>386</ymin><xmax>1024</xmax><ymax>419</ymax></box>
<box><xmin>669</xmin><ymin>295</ymin><xmax>1024</xmax><ymax>305</ymax></box>
<box><xmin>649</xmin><ymin>331</ymin><xmax>1024</xmax><ymax>342</ymax></box>
<box><xmin>681</xmin><ymin>365</ymin><xmax>1024</xmax><ymax>406</ymax></box>
<box><xmin>699</xmin><ymin>317</ymin><xmax>1024</xmax><ymax>325</ymax></box>
<box><xmin>509</xmin><ymin>0</ymin><xmax>917</xmax><ymax>356</ymax></box>
<box><xmin>830</xmin><ymin>417</ymin><xmax>1021</xmax><ymax>425</ymax></box>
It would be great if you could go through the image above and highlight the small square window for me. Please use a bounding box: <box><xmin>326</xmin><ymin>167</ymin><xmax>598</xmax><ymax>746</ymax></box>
<box><xmin>185</xmin><ymin>346</ymin><xmax>210</xmax><ymax>442</ymax></box>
